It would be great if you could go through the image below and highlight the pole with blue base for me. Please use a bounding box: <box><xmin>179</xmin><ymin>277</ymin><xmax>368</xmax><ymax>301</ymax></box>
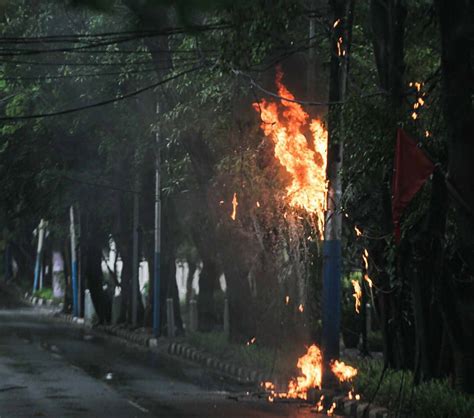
<box><xmin>32</xmin><ymin>219</ymin><xmax>45</xmax><ymax>294</ymax></box>
<box><xmin>153</xmin><ymin>106</ymin><xmax>161</xmax><ymax>338</ymax></box>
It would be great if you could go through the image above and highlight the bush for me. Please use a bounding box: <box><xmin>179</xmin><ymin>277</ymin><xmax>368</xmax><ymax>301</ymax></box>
<box><xmin>34</xmin><ymin>287</ymin><xmax>53</xmax><ymax>300</ymax></box>
<box><xmin>367</xmin><ymin>331</ymin><xmax>384</xmax><ymax>352</ymax></box>
<box><xmin>352</xmin><ymin>359</ymin><xmax>474</xmax><ymax>418</ymax></box>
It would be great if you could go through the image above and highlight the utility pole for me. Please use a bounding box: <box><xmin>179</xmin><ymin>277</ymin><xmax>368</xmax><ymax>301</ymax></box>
<box><xmin>33</xmin><ymin>219</ymin><xmax>45</xmax><ymax>294</ymax></box>
<box><xmin>69</xmin><ymin>207</ymin><xmax>79</xmax><ymax>318</ymax></box>
<box><xmin>131</xmin><ymin>179</ymin><xmax>139</xmax><ymax>327</ymax></box>
<box><xmin>322</xmin><ymin>0</ymin><xmax>352</xmax><ymax>373</ymax></box>
<box><xmin>153</xmin><ymin>103</ymin><xmax>162</xmax><ymax>337</ymax></box>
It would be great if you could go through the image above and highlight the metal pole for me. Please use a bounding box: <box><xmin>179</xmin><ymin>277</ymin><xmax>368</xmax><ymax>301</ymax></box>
<box><xmin>131</xmin><ymin>185</ymin><xmax>139</xmax><ymax>327</ymax></box>
<box><xmin>153</xmin><ymin>108</ymin><xmax>162</xmax><ymax>337</ymax></box>
<box><xmin>33</xmin><ymin>219</ymin><xmax>45</xmax><ymax>294</ymax></box>
<box><xmin>69</xmin><ymin>207</ymin><xmax>79</xmax><ymax>318</ymax></box>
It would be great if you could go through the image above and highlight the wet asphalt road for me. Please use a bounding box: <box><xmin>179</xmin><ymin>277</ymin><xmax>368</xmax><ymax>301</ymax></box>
<box><xmin>0</xmin><ymin>307</ymin><xmax>336</xmax><ymax>418</ymax></box>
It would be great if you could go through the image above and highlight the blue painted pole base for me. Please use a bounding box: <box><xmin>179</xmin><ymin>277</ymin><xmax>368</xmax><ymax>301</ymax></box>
<box><xmin>321</xmin><ymin>239</ymin><xmax>341</xmax><ymax>362</ymax></box>
<box><xmin>71</xmin><ymin>260</ymin><xmax>78</xmax><ymax>317</ymax></box>
<box><xmin>153</xmin><ymin>251</ymin><xmax>161</xmax><ymax>337</ymax></box>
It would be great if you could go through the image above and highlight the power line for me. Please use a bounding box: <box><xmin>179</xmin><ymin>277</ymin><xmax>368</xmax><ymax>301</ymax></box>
<box><xmin>0</xmin><ymin>56</ymin><xmax>203</xmax><ymax>67</ymax></box>
<box><xmin>0</xmin><ymin>22</ymin><xmax>232</xmax><ymax>44</ymax></box>
<box><xmin>0</xmin><ymin>65</ymin><xmax>204</xmax><ymax>121</ymax></box>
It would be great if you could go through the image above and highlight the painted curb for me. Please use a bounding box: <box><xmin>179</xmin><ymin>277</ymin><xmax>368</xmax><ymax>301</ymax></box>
<box><xmin>24</xmin><ymin>296</ymin><xmax>390</xmax><ymax>417</ymax></box>
<box><xmin>167</xmin><ymin>341</ymin><xmax>262</xmax><ymax>385</ymax></box>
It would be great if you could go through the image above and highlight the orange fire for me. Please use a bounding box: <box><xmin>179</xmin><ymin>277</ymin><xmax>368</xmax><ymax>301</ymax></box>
<box><xmin>354</xmin><ymin>226</ymin><xmax>362</xmax><ymax>237</ymax></box>
<box><xmin>231</xmin><ymin>192</ymin><xmax>238</xmax><ymax>221</ymax></box>
<box><xmin>286</xmin><ymin>344</ymin><xmax>323</xmax><ymax>400</ymax></box>
<box><xmin>327</xmin><ymin>402</ymin><xmax>336</xmax><ymax>416</ymax></box>
<box><xmin>252</xmin><ymin>70</ymin><xmax>328</xmax><ymax>239</ymax></box>
<box><xmin>348</xmin><ymin>389</ymin><xmax>361</xmax><ymax>401</ymax></box>
<box><xmin>315</xmin><ymin>395</ymin><xmax>324</xmax><ymax>412</ymax></box>
<box><xmin>262</xmin><ymin>344</ymin><xmax>358</xmax><ymax>402</ymax></box>
<box><xmin>330</xmin><ymin>360</ymin><xmax>358</xmax><ymax>382</ymax></box>
<box><xmin>351</xmin><ymin>279</ymin><xmax>361</xmax><ymax>314</ymax></box>
<box><xmin>362</xmin><ymin>249</ymin><xmax>373</xmax><ymax>288</ymax></box>
<box><xmin>298</xmin><ymin>303</ymin><xmax>304</xmax><ymax>313</ymax></box>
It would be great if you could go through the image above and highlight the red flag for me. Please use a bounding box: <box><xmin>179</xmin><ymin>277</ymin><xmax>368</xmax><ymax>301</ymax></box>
<box><xmin>392</xmin><ymin>128</ymin><xmax>435</xmax><ymax>243</ymax></box>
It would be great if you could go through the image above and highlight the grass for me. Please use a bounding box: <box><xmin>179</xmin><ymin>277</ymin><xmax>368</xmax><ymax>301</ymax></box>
<box><xmin>33</xmin><ymin>287</ymin><xmax>54</xmax><ymax>300</ymax></box>
<box><xmin>186</xmin><ymin>331</ymin><xmax>300</xmax><ymax>378</ymax></box>
<box><xmin>352</xmin><ymin>359</ymin><xmax>474</xmax><ymax>418</ymax></box>
<box><xmin>187</xmin><ymin>331</ymin><xmax>275</xmax><ymax>372</ymax></box>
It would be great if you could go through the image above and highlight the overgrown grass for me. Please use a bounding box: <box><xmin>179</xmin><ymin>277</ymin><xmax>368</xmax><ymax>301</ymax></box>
<box><xmin>353</xmin><ymin>359</ymin><xmax>474</xmax><ymax>418</ymax></box>
<box><xmin>33</xmin><ymin>287</ymin><xmax>54</xmax><ymax>300</ymax></box>
<box><xmin>186</xmin><ymin>331</ymin><xmax>299</xmax><ymax>378</ymax></box>
<box><xmin>187</xmin><ymin>331</ymin><xmax>275</xmax><ymax>372</ymax></box>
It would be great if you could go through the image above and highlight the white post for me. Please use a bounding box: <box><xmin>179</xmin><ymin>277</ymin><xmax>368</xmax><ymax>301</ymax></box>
<box><xmin>69</xmin><ymin>206</ymin><xmax>79</xmax><ymax>317</ymax></box>
<box><xmin>166</xmin><ymin>298</ymin><xmax>175</xmax><ymax>337</ymax></box>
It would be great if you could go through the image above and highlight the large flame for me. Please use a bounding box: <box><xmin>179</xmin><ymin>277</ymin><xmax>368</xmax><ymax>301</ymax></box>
<box><xmin>262</xmin><ymin>344</ymin><xmax>358</xmax><ymax>402</ymax></box>
<box><xmin>287</xmin><ymin>344</ymin><xmax>323</xmax><ymax>400</ymax></box>
<box><xmin>252</xmin><ymin>70</ymin><xmax>328</xmax><ymax>239</ymax></box>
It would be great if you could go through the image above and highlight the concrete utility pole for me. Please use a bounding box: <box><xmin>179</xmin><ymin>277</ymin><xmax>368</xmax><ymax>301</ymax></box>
<box><xmin>33</xmin><ymin>219</ymin><xmax>46</xmax><ymax>293</ymax></box>
<box><xmin>69</xmin><ymin>207</ymin><xmax>79</xmax><ymax>318</ymax></box>
<box><xmin>322</xmin><ymin>0</ymin><xmax>352</xmax><ymax>366</ymax></box>
<box><xmin>131</xmin><ymin>182</ymin><xmax>139</xmax><ymax>327</ymax></box>
<box><xmin>153</xmin><ymin>103</ymin><xmax>162</xmax><ymax>337</ymax></box>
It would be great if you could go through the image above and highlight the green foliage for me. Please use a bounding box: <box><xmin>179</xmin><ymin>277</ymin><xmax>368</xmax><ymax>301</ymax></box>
<box><xmin>34</xmin><ymin>287</ymin><xmax>53</xmax><ymax>300</ymax></box>
<box><xmin>187</xmin><ymin>331</ymin><xmax>276</xmax><ymax>373</ymax></box>
<box><xmin>353</xmin><ymin>359</ymin><xmax>474</xmax><ymax>418</ymax></box>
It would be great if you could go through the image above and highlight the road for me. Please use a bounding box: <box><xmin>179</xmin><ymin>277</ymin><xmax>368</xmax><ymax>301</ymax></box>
<box><xmin>0</xmin><ymin>307</ymin><xmax>337</xmax><ymax>418</ymax></box>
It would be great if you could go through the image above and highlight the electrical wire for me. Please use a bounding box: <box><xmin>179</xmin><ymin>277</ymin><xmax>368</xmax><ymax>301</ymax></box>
<box><xmin>0</xmin><ymin>64</ymin><xmax>205</xmax><ymax>121</ymax></box>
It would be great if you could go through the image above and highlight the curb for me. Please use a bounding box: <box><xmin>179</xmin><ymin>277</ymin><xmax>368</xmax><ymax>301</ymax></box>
<box><xmin>311</xmin><ymin>393</ymin><xmax>389</xmax><ymax>418</ymax></box>
<box><xmin>25</xmin><ymin>295</ymin><xmax>155</xmax><ymax>349</ymax></box>
<box><xmin>167</xmin><ymin>341</ymin><xmax>268</xmax><ymax>385</ymax></box>
<box><xmin>24</xmin><ymin>296</ymin><xmax>390</xmax><ymax>417</ymax></box>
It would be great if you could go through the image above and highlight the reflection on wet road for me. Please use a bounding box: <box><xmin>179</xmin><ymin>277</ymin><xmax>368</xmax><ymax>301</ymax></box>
<box><xmin>0</xmin><ymin>308</ymin><xmax>335</xmax><ymax>417</ymax></box>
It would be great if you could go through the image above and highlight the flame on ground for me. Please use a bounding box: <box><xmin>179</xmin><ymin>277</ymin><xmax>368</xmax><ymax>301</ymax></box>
<box><xmin>252</xmin><ymin>70</ymin><xmax>328</xmax><ymax>239</ymax></box>
<box><xmin>261</xmin><ymin>344</ymin><xmax>358</xmax><ymax>403</ymax></box>
<box><xmin>327</xmin><ymin>402</ymin><xmax>337</xmax><ymax>416</ymax></box>
<box><xmin>330</xmin><ymin>360</ymin><xmax>358</xmax><ymax>382</ymax></box>
<box><xmin>315</xmin><ymin>395</ymin><xmax>324</xmax><ymax>412</ymax></box>
<box><xmin>286</xmin><ymin>344</ymin><xmax>323</xmax><ymax>400</ymax></box>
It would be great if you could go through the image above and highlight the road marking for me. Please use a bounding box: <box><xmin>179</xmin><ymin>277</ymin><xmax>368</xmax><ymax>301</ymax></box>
<box><xmin>128</xmin><ymin>400</ymin><xmax>149</xmax><ymax>413</ymax></box>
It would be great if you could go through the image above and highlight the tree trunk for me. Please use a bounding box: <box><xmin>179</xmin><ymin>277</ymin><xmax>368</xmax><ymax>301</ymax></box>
<box><xmin>437</xmin><ymin>0</ymin><xmax>474</xmax><ymax>393</ymax></box>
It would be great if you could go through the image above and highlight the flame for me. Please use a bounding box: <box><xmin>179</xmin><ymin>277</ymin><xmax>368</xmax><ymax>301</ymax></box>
<box><xmin>362</xmin><ymin>249</ymin><xmax>369</xmax><ymax>270</ymax></box>
<box><xmin>362</xmin><ymin>249</ymin><xmax>373</xmax><ymax>288</ymax></box>
<box><xmin>287</xmin><ymin>344</ymin><xmax>323</xmax><ymax>399</ymax></box>
<box><xmin>263</xmin><ymin>381</ymin><xmax>274</xmax><ymax>391</ymax></box>
<box><xmin>252</xmin><ymin>70</ymin><xmax>328</xmax><ymax>239</ymax></box>
<box><xmin>315</xmin><ymin>395</ymin><xmax>324</xmax><ymax>412</ymax></box>
<box><xmin>298</xmin><ymin>303</ymin><xmax>304</xmax><ymax>313</ymax></box>
<box><xmin>355</xmin><ymin>226</ymin><xmax>362</xmax><ymax>237</ymax></box>
<box><xmin>327</xmin><ymin>402</ymin><xmax>336</xmax><ymax>416</ymax></box>
<box><xmin>348</xmin><ymin>389</ymin><xmax>360</xmax><ymax>400</ymax></box>
<box><xmin>425</xmin><ymin>130</ymin><xmax>431</xmax><ymax>138</ymax></box>
<box><xmin>336</xmin><ymin>36</ymin><xmax>344</xmax><ymax>56</ymax></box>
<box><xmin>285</xmin><ymin>295</ymin><xmax>290</xmax><ymax>305</ymax></box>
<box><xmin>351</xmin><ymin>279</ymin><xmax>361</xmax><ymax>314</ymax></box>
<box><xmin>256</xmin><ymin>201</ymin><xmax>260</xmax><ymax>208</ymax></box>
<box><xmin>231</xmin><ymin>192</ymin><xmax>238</xmax><ymax>220</ymax></box>
<box><xmin>333</xmin><ymin>19</ymin><xmax>340</xmax><ymax>28</ymax></box>
<box><xmin>262</xmin><ymin>344</ymin><xmax>358</xmax><ymax>402</ymax></box>
<box><xmin>246</xmin><ymin>337</ymin><xmax>256</xmax><ymax>346</ymax></box>
<box><xmin>330</xmin><ymin>360</ymin><xmax>358</xmax><ymax>382</ymax></box>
